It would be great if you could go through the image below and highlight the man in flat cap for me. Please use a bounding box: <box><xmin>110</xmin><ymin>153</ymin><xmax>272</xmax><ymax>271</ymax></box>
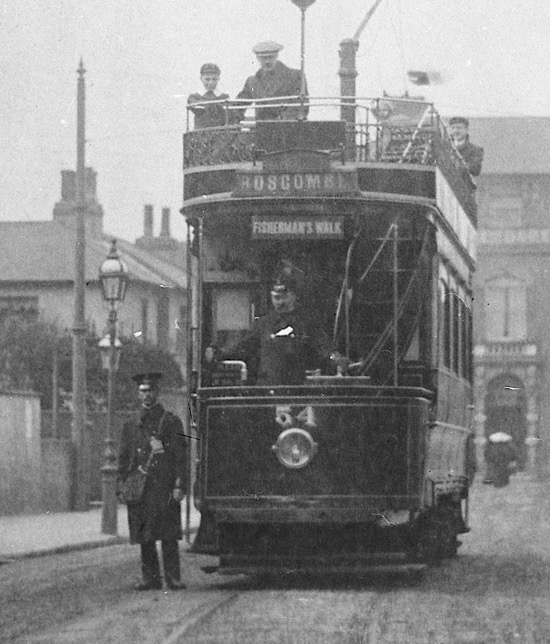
<box><xmin>117</xmin><ymin>372</ymin><xmax>188</xmax><ymax>590</ymax></box>
<box><xmin>187</xmin><ymin>63</ymin><xmax>230</xmax><ymax>129</ymax></box>
<box><xmin>235</xmin><ymin>41</ymin><xmax>308</xmax><ymax>121</ymax></box>
<box><xmin>449</xmin><ymin>116</ymin><xmax>484</xmax><ymax>179</ymax></box>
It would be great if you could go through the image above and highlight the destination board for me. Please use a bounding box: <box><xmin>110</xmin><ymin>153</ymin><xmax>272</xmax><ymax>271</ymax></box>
<box><xmin>234</xmin><ymin>169</ymin><xmax>358</xmax><ymax>197</ymax></box>
<box><xmin>251</xmin><ymin>216</ymin><xmax>344</xmax><ymax>239</ymax></box>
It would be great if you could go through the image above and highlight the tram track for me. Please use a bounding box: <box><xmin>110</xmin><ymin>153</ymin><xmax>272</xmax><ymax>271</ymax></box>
<box><xmin>161</xmin><ymin>591</ymin><xmax>241</xmax><ymax>643</ymax></box>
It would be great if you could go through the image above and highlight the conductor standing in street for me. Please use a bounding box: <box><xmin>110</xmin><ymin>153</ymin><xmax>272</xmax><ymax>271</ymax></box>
<box><xmin>117</xmin><ymin>372</ymin><xmax>187</xmax><ymax>591</ymax></box>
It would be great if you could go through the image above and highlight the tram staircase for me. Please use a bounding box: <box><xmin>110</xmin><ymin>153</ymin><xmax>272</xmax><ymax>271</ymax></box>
<box><xmin>337</xmin><ymin>223</ymin><xmax>433</xmax><ymax>387</ymax></box>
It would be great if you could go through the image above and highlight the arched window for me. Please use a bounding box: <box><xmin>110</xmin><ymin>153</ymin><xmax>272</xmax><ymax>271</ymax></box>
<box><xmin>484</xmin><ymin>277</ymin><xmax>527</xmax><ymax>341</ymax></box>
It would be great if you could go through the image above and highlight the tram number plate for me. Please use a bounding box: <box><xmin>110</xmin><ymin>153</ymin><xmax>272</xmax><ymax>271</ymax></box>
<box><xmin>275</xmin><ymin>405</ymin><xmax>316</xmax><ymax>429</ymax></box>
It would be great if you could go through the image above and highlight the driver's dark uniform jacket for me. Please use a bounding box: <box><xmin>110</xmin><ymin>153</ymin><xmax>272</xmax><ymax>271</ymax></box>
<box><xmin>232</xmin><ymin>307</ymin><xmax>334</xmax><ymax>385</ymax></box>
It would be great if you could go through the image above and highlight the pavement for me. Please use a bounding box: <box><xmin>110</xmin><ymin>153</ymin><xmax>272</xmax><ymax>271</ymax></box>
<box><xmin>0</xmin><ymin>501</ymin><xmax>201</xmax><ymax>560</ymax></box>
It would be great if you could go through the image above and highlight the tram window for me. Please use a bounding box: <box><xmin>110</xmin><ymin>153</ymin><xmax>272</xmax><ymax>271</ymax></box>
<box><xmin>213</xmin><ymin>288</ymin><xmax>252</xmax><ymax>331</ymax></box>
<box><xmin>442</xmin><ymin>283</ymin><xmax>451</xmax><ymax>369</ymax></box>
<box><xmin>458</xmin><ymin>298</ymin><xmax>468</xmax><ymax>379</ymax></box>
<box><xmin>465</xmin><ymin>305</ymin><xmax>473</xmax><ymax>383</ymax></box>
<box><xmin>452</xmin><ymin>293</ymin><xmax>460</xmax><ymax>376</ymax></box>
<box><xmin>404</xmin><ymin>328</ymin><xmax>420</xmax><ymax>361</ymax></box>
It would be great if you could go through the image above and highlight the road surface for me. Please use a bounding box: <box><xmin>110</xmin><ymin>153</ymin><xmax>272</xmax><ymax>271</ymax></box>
<box><xmin>2</xmin><ymin>474</ymin><xmax>550</xmax><ymax>643</ymax></box>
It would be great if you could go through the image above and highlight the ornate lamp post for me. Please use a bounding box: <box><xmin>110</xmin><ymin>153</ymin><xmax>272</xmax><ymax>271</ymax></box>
<box><xmin>98</xmin><ymin>239</ymin><xmax>128</xmax><ymax>535</ymax></box>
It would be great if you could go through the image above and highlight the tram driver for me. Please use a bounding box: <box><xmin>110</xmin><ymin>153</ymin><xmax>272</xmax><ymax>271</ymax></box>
<box><xmin>207</xmin><ymin>275</ymin><xmax>349</xmax><ymax>386</ymax></box>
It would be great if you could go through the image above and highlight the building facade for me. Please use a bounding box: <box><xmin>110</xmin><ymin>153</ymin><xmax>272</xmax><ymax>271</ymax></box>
<box><xmin>0</xmin><ymin>168</ymin><xmax>188</xmax><ymax>369</ymax></box>
<box><xmin>469</xmin><ymin>117</ymin><xmax>550</xmax><ymax>477</ymax></box>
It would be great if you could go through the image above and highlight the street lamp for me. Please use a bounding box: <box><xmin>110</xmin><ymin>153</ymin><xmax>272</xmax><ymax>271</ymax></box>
<box><xmin>290</xmin><ymin>0</ymin><xmax>316</xmax><ymax>105</ymax></box>
<box><xmin>98</xmin><ymin>239</ymin><xmax>128</xmax><ymax>535</ymax></box>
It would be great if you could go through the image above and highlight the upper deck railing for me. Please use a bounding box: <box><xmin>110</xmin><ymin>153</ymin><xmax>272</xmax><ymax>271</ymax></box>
<box><xmin>183</xmin><ymin>96</ymin><xmax>477</xmax><ymax>215</ymax></box>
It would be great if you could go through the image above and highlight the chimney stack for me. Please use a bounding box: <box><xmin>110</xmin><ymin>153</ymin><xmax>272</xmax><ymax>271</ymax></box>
<box><xmin>160</xmin><ymin>207</ymin><xmax>171</xmax><ymax>238</ymax></box>
<box><xmin>144</xmin><ymin>204</ymin><xmax>153</xmax><ymax>238</ymax></box>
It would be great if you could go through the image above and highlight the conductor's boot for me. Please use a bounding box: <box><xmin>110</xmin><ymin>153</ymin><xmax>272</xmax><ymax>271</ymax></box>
<box><xmin>136</xmin><ymin>542</ymin><xmax>163</xmax><ymax>590</ymax></box>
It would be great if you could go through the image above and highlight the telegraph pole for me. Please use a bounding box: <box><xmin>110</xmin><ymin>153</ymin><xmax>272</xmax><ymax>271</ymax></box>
<box><xmin>72</xmin><ymin>59</ymin><xmax>88</xmax><ymax>510</ymax></box>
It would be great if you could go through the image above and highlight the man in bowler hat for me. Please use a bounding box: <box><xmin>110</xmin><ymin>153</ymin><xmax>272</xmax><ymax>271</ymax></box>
<box><xmin>117</xmin><ymin>372</ymin><xmax>187</xmax><ymax>590</ymax></box>
<box><xmin>235</xmin><ymin>41</ymin><xmax>308</xmax><ymax>121</ymax></box>
<box><xmin>187</xmin><ymin>63</ymin><xmax>230</xmax><ymax>129</ymax></box>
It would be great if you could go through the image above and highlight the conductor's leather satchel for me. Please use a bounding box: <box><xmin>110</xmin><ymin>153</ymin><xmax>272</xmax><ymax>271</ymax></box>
<box><xmin>119</xmin><ymin>467</ymin><xmax>148</xmax><ymax>505</ymax></box>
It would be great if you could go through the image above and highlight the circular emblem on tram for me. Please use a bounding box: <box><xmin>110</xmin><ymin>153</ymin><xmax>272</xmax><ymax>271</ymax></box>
<box><xmin>272</xmin><ymin>428</ymin><xmax>317</xmax><ymax>469</ymax></box>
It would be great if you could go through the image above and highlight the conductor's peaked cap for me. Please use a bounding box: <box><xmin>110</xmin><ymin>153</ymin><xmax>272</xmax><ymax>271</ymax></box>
<box><xmin>132</xmin><ymin>372</ymin><xmax>164</xmax><ymax>386</ymax></box>
<box><xmin>253</xmin><ymin>41</ymin><xmax>283</xmax><ymax>56</ymax></box>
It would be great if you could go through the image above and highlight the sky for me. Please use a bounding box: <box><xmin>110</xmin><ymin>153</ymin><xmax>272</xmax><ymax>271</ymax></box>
<box><xmin>2</xmin><ymin>0</ymin><xmax>550</xmax><ymax>243</ymax></box>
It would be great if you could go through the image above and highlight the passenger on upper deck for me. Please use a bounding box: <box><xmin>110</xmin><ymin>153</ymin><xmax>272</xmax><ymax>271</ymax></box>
<box><xmin>449</xmin><ymin>116</ymin><xmax>484</xmax><ymax>178</ymax></box>
<box><xmin>209</xmin><ymin>275</ymin><xmax>349</xmax><ymax>386</ymax></box>
<box><xmin>187</xmin><ymin>63</ymin><xmax>229</xmax><ymax>129</ymax></box>
<box><xmin>234</xmin><ymin>41</ymin><xmax>308</xmax><ymax>122</ymax></box>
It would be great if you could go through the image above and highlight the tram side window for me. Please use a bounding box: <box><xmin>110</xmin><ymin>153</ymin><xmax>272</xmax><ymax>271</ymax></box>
<box><xmin>440</xmin><ymin>282</ymin><xmax>451</xmax><ymax>370</ymax></box>
<box><xmin>439</xmin><ymin>280</ymin><xmax>472</xmax><ymax>380</ymax></box>
<box><xmin>457</xmin><ymin>296</ymin><xmax>470</xmax><ymax>380</ymax></box>
<box><xmin>464</xmin><ymin>304</ymin><xmax>473</xmax><ymax>383</ymax></box>
<box><xmin>452</xmin><ymin>293</ymin><xmax>460</xmax><ymax>375</ymax></box>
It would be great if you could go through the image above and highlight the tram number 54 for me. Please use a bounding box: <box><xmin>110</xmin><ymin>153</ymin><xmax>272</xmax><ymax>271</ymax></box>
<box><xmin>275</xmin><ymin>405</ymin><xmax>316</xmax><ymax>429</ymax></box>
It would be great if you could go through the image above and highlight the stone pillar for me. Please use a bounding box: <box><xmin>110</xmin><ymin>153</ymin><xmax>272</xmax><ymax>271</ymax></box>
<box><xmin>524</xmin><ymin>365</ymin><xmax>540</xmax><ymax>475</ymax></box>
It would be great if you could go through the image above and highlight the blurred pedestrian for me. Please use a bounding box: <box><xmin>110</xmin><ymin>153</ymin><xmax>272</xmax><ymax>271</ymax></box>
<box><xmin>117</xmin><ymin>372</ymin><xmax>187</xmax><ymax>590</ymax></box>
<box><xmin>187</xmin><ymin>63</ymin><xmax>230</xmax><ymax>129</ymax></box>
<box><xmin>484</xmin><ymin>431</ymin><xmax>517</xmax><ymax>488</ymax></box>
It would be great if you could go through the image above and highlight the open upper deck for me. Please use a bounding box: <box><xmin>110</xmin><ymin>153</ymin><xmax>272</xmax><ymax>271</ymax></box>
<box><xmin>183</xmin><ymin>96</ymin><xmax>478</xmax><ymax>224</ymax></box>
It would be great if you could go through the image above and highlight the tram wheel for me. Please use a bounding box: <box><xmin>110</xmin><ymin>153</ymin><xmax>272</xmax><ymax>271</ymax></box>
<box><xmin>437</xmin><ymin>507</ymin><xmax>461</xmax><ymax>558</ymax></box>
<box><xmin>414</xmin><ymin>520</ymin><xmax>442</xmax><ymax>564</ymax></box>
<box><xmin>413</xmin><ymin>509</ymin><xmax>458</xmax><ymax>563</ymax></box>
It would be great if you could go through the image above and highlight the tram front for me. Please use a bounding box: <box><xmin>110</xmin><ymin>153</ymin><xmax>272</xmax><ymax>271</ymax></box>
<box><xmin>184</xmin><ymin>119</ymin><xmax>441</xmax><ymax>574</ymax></box>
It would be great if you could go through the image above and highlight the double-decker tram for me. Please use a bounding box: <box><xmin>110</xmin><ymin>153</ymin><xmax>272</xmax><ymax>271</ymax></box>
<box><xmin>182</xmin><ymin>47</ymin><xmax>477</xmax><ymax>575</ymax></box>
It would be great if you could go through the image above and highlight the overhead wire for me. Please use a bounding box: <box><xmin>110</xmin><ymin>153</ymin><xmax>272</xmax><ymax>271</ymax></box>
<box><xmin>386</xmin><ymin>0</ymin><xmax>408</xmax><ymax>91</ymax></box>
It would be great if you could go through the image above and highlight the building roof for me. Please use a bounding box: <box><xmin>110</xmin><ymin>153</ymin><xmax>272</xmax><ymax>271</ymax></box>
<box><xmin>465</xmin><ymin>117</ymin><xmax>550</xmax><ymax>175</ymax></box>
<box><xmin>0</xmin><ymin>221</ymin><xmax>186</xmax><ymax>288</ymax></box>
